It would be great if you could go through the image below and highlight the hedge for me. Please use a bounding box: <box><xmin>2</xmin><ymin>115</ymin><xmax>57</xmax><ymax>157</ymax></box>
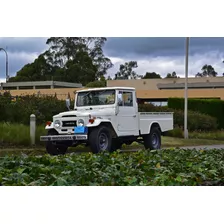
<box><xmin>168</xmin><ymin>98</ymin><xmax>224</xmax><ymax>129</ymax></box>
<box><xmin>138</xmin><ymin>104</ymin><xmax>218</xmax><ymax>131</ymax></box>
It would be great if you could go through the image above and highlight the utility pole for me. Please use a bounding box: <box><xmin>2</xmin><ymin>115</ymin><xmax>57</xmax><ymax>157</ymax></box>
<box><xmin>0</xmin><ymin>47</ymin><xmax>9</xmax><ymax>82</ymax></box>
<box><xmin>184</xmin><ymin>37</ymin><xmax>189</xmax><ymax>139</ymax></box>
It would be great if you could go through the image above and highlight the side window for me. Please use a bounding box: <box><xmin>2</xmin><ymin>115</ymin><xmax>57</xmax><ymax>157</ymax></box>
<box><xmin>118</xmin><ymin>91</ymin><xmax>133</xmax><ymax>107</ymax></box>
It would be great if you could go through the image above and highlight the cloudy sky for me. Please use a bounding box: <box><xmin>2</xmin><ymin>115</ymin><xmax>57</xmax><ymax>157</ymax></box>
<box><xmin>1</xmin><ymin>37</ymin><xmax>224</xmax><ymax>82</ymax></box>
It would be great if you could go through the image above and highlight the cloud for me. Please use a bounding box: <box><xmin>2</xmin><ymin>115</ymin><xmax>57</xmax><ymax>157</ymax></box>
<box><xmin>106</xmin><ymin>51</ymin><xmax>224</xmax><ymax>78</ymax></box>
<box><xmin>0</xmin><ymin>37</ymin><xmax>48</xmax><ymax>53</ymax></box>
<box><xmin>0</xmin><ymin>37</ymin><xmax>48</xmax><ymax>79</ymax></box>
<box><xmin>104</xmin><ymin>37</ymin><xmax>224</xmax><ymax>58</ymax></box>
<box><xmin>0</xmin><ymin>51</ymin><xmax>40</xmax><ymax>79</ymax></box>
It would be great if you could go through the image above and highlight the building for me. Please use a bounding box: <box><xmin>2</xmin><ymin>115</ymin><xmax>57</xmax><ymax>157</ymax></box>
<box><xmin>1</xmin><ymin>77</ymin><xmax>224</xmax><ymax>103</ymax></box>
<box><xmin>0</xmin><ymin>81</ymin><xmax>82</xmax><ymax>90</ymax></box>
<box><xmin>107</xmin><ymin>76</ymin><xmax>224</xmax><ymax>105</ymax></box>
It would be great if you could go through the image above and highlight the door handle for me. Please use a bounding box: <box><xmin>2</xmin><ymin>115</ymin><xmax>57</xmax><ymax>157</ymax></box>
<box><xmin>133</xmin><ymin>115</ymin><xmax>136</xmax><ymax>117</ymax></box>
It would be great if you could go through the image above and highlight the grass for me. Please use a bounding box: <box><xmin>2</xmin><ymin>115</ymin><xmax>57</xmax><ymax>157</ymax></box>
<box><xmin>189</xmin><ymin>130</ymin><xmax>224</xmax><ymax>140</ymax></box>
<box><xmin>0</xmin><ymin>122</ymin><xmax>46</xmax><ymax>147</ymax></box>
<box><xmin>161</xmin><ymin>136</ymin><xmax>224</xmax><ymax>147</ymax></box>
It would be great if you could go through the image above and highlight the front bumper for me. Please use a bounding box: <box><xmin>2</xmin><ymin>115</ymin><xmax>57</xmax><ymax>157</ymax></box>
<box><xmin>40</xmin><ymin>134</ymin><xmax>88</xmax><ymax>141</ymax></box>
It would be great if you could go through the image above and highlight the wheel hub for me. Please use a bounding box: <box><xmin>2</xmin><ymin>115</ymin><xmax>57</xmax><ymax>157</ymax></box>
<box><xmin>99</xmin><ymin>133</ymin><xmax>108</xmax><ymax>151</ymax></box>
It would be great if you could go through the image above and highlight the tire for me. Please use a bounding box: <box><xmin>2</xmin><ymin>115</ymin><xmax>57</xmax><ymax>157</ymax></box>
<box><xmin>46</xmin><ymin>130</ymin><xmax>68</xmax><ymax>155</ymax></box>
<box><xmin>111</xmin><ymin>138</ymin><xmax>123</xmax><ymax>152</ymax></box>
<box><xmin>143</xmin><ymin>127</ymin><xmax>161</xmax><ymax>150</ymax></box>
<box><xmin>89</xmin><ymin>126</ymin><xmax>112</xmax><ymax>153</ymax></box>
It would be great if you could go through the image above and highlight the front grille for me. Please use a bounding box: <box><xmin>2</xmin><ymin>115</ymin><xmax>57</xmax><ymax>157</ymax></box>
<box><xmin>62</xmin><ymin>120</ymin><xmax>77</xmax><ymax>127</ymax></box>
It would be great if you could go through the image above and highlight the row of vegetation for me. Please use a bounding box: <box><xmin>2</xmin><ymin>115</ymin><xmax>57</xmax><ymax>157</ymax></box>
<box><xmin>0</xmin><ymin>149</ymin><xmax>223</xmax><ymax>186</ymax></box>
<box><xmin>0</xmin><ymin>92</ymin><xmax>219</xmax><ymax>131</ymax></box>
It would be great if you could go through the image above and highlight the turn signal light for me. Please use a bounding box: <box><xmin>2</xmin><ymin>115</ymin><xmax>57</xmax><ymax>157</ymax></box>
<box><xmin>89</xmin><ymin>118</ymin><xmax>95</xmax><ymax>124</ymax></box>
<box><xmin>88</xmin><ymin>115</ymin><xmax>96</xmax><ymax>124</ymax></box>
<box><xmin>46</xmin><ymin>121</ymin><xmax>52</xmax><ymax>126</ymax></box>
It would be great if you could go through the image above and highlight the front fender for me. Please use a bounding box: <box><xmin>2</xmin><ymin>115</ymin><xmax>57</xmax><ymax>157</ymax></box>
<box><xmin>86</xmin><ymin>118</ymin><xmax>112</xmax><ymax>128</ymax></box>
<box><xmin>45</xmin><ymin>122</ymin><xmax>54</xmax><ymax>130</ymax></box>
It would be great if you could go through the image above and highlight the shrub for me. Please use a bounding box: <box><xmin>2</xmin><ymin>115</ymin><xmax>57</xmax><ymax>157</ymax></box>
<box><xmin>0</xmin><ymin>93</ymin><xmax>67</xmax><ymax>125</ymax></box>
<box><xmin>86</xmin><ymin>80</ymin><xmax>106</xmax><ymax>87</ymax></box>
<box><xmin>165</xmin><ymin>128</ymin><xmax>184</xmax><ymax>138</ymax></box>
<box><xmin>168</xmin><ymin>98</ymin><xmax>224</xmax><ymax>129</ymax></box>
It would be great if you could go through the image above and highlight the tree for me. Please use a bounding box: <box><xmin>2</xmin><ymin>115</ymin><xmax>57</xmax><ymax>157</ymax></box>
<box><xmin>86</xmin><ymin>80</ymin><xmax>106</xmax><ymax>87</ymax></box>
<box><xmin>195</xmin><ymin>64</ymin><xmax>217</xmax><ymax>77</ymax></box>
<box><xmin>107</xmin><ymin>76</ymin><xmax>112</xmax><ymax>80</ymax></box>
<box><xmin>45</xmin><ymin>37</ymin><xmax>113</xmax><ymax>79</ymax></box>
<box><xmin>114</xmin><ymin>61</ymin><xmax>138</xmax><ymax>80</ymax></box>
<box><xmin>165</xmin><ymin>71</ymin><xmax>178</xmax><ymax>78</ymax></box>
<box><xmin>65</xmin><ymin>51</ymin><xmax>97</xmax><ymax>85</ymax></box>
<box><xmin>143</xmin><ymin>72</ymin><xmax>161</xmax><ymax>79</ymax></box>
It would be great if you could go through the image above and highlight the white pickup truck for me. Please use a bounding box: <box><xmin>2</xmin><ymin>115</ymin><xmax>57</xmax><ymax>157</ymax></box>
<box><xmin>40</xmin><ymin>87</ymin><xmax>173</xmax><ymax>155</ymax></box>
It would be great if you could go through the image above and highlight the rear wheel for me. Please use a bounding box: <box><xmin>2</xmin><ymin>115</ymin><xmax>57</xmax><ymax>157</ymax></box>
<box><xmin>89</xmin><ymin>126</ymin><xmax>112</xmax><ymax>153</ymax></box>
<box><xmin>143</xmin><ymin>127</ymin><xmax>161</xmax><ymax>150</ymax></box>
<box><xmin>46</xmin><ymin>130</ymin><xmax>68</xmax><ymax>155</ymax></box>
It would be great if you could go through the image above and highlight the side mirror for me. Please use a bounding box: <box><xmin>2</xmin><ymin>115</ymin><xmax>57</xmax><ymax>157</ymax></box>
<box><xmin>66</xmin><ymin>98</ymin><xmax>71</xmax><ymax>111</ymax></box>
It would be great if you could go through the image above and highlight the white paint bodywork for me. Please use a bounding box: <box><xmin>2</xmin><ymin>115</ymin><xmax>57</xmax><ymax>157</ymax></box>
<box><xmin>45</xmin><ymin>87</ymin><xmax>174</xmax><ymax>137</ymax></box>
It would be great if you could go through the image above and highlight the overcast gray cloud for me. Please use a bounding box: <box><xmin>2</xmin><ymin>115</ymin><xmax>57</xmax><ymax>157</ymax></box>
<box><xmin>0</xmin><ymin>37</ymin><xmax>48</xmax><ymax>80</ymax></box>
<box><xmin>1</xmin><ymin>37</ymin><xmax>224</xmax><ymax>81</ymax></box>
<box><xmin>104</xmin><ymin>37</ymin><xmax>224</xmax><ymax>58</ymax></box>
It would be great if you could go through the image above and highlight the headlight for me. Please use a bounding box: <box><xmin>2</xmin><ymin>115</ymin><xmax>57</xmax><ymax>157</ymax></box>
<box><xmin>77</xmin><ymin>119</ymin><xmax>85</xmax><ymax>126</ymax></box>
<box><xmin>54</xmin><ymin>120</ymin><xmax>61</xmax><ymax>128</ymax></box>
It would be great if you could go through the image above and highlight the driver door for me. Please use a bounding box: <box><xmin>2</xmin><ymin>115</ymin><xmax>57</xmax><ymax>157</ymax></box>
<box><xmin>116</xmin><ymin>90</ymin><xmax>138</xmax><ymax>136</ymax></box>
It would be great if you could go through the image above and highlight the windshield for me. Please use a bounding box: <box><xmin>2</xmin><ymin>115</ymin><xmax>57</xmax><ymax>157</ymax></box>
<box><xmin>76</xmin><ymin>89</ymin><xmax>116</xmax><ymax>107</ymax></box>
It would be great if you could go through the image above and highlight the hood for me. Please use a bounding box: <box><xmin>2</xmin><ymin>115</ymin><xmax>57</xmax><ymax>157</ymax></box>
<box><xmin>53</xmin><ymin>107</ymin><xmax>116</xmax><ymax>118</ymax></box>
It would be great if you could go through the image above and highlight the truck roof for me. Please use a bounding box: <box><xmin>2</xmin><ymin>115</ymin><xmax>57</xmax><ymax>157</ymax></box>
<box><xmin>76</xmin><ymin>86</ymin><xmax>136</xmax><ymax>93</ymax></box>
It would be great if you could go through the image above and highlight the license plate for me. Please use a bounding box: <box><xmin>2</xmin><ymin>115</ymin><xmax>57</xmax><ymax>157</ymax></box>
<box><xmin>74</xmin><ymin>126</ymin><xmax>88</xmax><ymax>134</ymax></box>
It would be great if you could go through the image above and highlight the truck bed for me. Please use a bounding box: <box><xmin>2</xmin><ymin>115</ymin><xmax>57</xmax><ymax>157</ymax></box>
<box><xmin>138</xmin><ymin>112</ymin><xmax>174</xmax><ymax>134</ymax></box>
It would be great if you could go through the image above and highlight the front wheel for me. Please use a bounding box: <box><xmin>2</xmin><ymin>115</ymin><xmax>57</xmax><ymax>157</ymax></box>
<box><xmin>143</xmin><ymin>127</ymin><xmax>161</xmax><ymax>150</ymax></box>
<box><xmin>89</xmin><ymin>126</ymin><xmax>112</xmax><ymax>153</ymax></box>
<box><xmin>46</xmin><ymin>130</ymin><xmax>68</xmax><ymax>155</ymax></box>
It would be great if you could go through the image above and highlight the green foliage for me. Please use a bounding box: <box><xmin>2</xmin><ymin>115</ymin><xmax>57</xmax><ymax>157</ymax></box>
<box><xmin>138</xmin><ymin>103</ymin><xmax>218</xmax><ymax>131</ymax></box>
<box><xmin>142</xmin><ymin>72</ymin><xmax>161</xmax><ymax>79</ymax></box>
<box><xmin>166</xmin><ymin>128</ymin><xmax>224</xmax><ymax>140</ymax></box>
<box><xmin>168</xmin><ymin>98</ymin><xmax>224</xmax><ymax>129</ymax></box>
<box><xmin>0</xmin><ymin>123</ymin><xmax>45</xmax><ymax>146</ymax></box>
<box><xmin>165</xmin><ymin>71</ymin><xmax>179</xmax><ymax>78</ymax></box>
<box><xmin>195</xmin><ymin>64</ymin><xmax>217</xmax><ymax>77</ymax></box>
<box><xmin>0</xmin><ymin>93</ymin><xmax>67</xmax><ymax>125</ymax></box>
<box><xmin>189</xmin><ymin>130</ymin><xmax>224</xmax><ymax>140</ymax></box>
<box><xmin>114</xmin><ymin>61</ymin><xmax>138</xmax><ymax>80</ymax></box>
<box><xmin>0</xmin><ymin>149</ymin><xmax>223</xmax><ymax>186</ymax></box>
<box><xmin>165</xmin><ymin>128</ymin><xmax>184</xmax><ymax>138</ymax></box>
<box><xmin>86</xmin><ymin>80</ymin><xmax>106</xmax><ymax>88</ymax></box>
